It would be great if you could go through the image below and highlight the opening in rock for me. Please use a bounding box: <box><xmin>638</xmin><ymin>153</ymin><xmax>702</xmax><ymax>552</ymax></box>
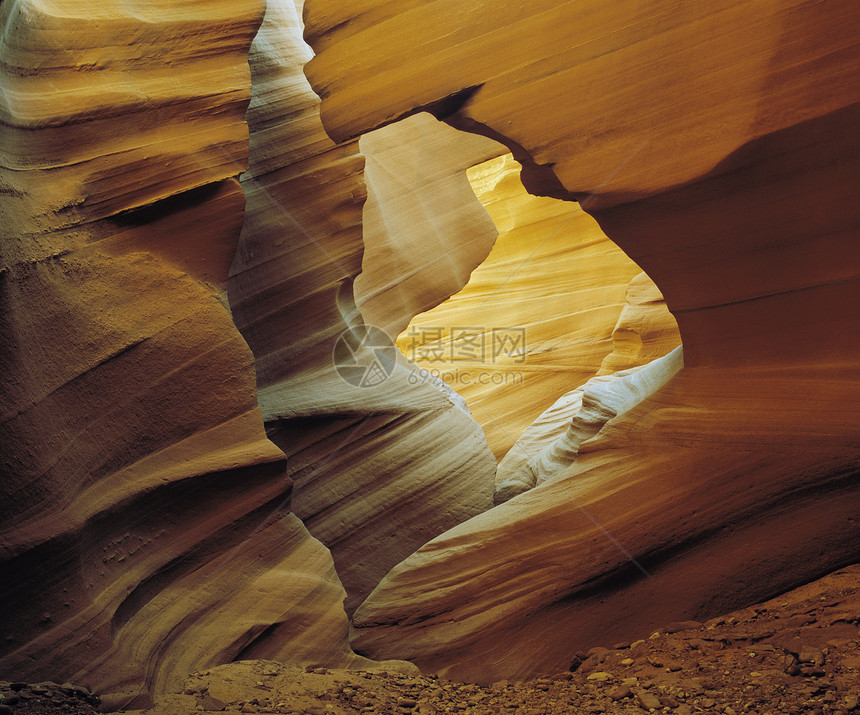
<box><xmin>393</xmin><ymin>152</ymin><xmax>681</xmax><ymax>461</ymax></box>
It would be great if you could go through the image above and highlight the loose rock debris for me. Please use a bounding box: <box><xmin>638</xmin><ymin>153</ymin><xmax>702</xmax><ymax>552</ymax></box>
<box><xmin>4</xmin><ymin>566</ymin><xmax>858</xmax><ymax>715</ymax></box>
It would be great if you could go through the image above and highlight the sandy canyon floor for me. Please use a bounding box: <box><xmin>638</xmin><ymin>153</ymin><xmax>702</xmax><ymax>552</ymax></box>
<box><xmin>2</xmin><ymin>565</ymin><xmax>858</xmax><ymax>715</ymax></box>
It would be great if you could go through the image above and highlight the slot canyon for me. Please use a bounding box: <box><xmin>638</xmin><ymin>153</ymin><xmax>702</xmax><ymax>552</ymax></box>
<box><xmin>0</xmin><ymin>0</ymin><xmax>858</xmax><ymax>714</ymax></box>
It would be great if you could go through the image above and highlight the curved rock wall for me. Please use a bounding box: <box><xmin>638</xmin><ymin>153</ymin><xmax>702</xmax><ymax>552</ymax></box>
<box><xmin>3</xmin><ymin>0</ymin><xmax>856</xmax><ymax>699</ymax></box>
<box><xmin>356</xmin><ymin>113</ymin><xmax>505</xmax><ymax>338</ymax></box>
<box><xmin>0</xmin><ymin>0</ymin><xmax>409</xmax><ymax>707</ymax></box>
<box><xmin>0</xmin><ymin>0</ymin><xmax>290</xmax><ymax>705</ymax></box>
<box><xmin>304</xmin><ymin>0</ymin><xmax>860</xmax><ymax>679</ymax></box>
<box><xmin>226</xmin><ymin>0</ymin><xmax>497</xmax><ymax>615</ymax></box>
<box><xmin>495</xmin><ymin>346</ymin><xmax>684</xmax><ymax>503</ymax></box>
<box><xmin>2</xmin><ymin>0</ymin><xmax>507</xmax><ymax>702</ymax></box>
<box><xmin>304</xmin><ymin>0</ymin><xmax>859</xmax><ymax>367</ymax></box>
<box><xmin>597</xmin><ymin>271</ymin><xmax>681</xmax><ymax>376</ymax></box>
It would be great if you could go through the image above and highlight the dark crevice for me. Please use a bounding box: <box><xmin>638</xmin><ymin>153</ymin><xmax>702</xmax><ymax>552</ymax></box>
<box><xmin>231</xmin><ymin>621</ymin><xmax>281</xmax><ymax>663</ymax></box>
<box><xmin>421</xmin><ymin>85</ymin><xmax>483</xmax><ymax>124</ymax></box>
<box><xmin>107</xmin><ymin>181</ymin><xmax>227</xmax><ymax>227</ymax></box>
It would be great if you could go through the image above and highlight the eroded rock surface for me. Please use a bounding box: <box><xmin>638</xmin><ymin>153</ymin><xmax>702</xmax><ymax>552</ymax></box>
<box><xmin>597</xmin><ymin>271</ymin><xmax>681</xmax><ymax>377</ymax></box>
<box><xmin>396</xmin><ymin>154</ymin><xmax>679</xmax><ymax>458</ymax></box>
<box><xmin>495</xmin><ymin>346</ymin><xmax>683</xmax><ymax>504</ymax></box>
<box><xmin>3</xmin><ymin>0</ymin><xmax>857</xmax><ymax>703</ymax></box>
<box><xmin>226</xmin><ymin>0</ymin><xmax>497</xmax><ymax>615</ymax></box>
<box><xmin>356</xmin><ymin>114</ymin><xmax>505</xmax><ymax>338</ymax></box>
<box><xmin>1</xmin><ymin>0</ymin><xmax>398</xmax><ymax>707</ymax></box>
<box><xmin>304</xmin><ymin>0</ymin><xmax>860</xmax><ymax>679</ymax></box>
<box><xmin>0</xmin><ymin>0</ymin><xmax>291</xmax><ymax>704</ymax></box>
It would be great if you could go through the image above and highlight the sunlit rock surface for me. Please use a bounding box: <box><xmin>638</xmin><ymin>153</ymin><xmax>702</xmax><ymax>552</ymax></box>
<box><xmin>305</xmin><ymin>0</ymin><xmax>860</xmax><ymax>679</ymax></box>
<box><xmin>597</xmin><ymin>271</ymin><xmax>681</xmax><ymax>376</ymax></box>
<box><xmin>356</xmin><ymin>114</ymin><xmax>505</xmax><ymax>338</ymax></box>
<box><xmin>2</xmin><ymin>0</ymin><xmax>857</xmax><ymax>700</ymax></box>
<box><xmin>495</xmin><ymin>346</ymin><xmax>683</xmax><ymax>504</ymax></box>
<box><xmin>397</xmin><ymin>153</ymin><xmax>678</xmax><ymax>458</ymax></box>
<box><xmin>226</xmin><ymin>0</ymin><xmax>496</xmax><ymax>615</ymax></box>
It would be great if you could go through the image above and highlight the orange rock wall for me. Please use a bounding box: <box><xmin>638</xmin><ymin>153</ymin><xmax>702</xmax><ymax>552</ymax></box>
<box><xmin>0</xmin><ymin>0</ymin><xmax>407</xmax><ymax>707</ymax></box>
<box><xmin>0</xmin><ymin>0</ymin><xmax>292</xmax><ymax>705</ymax></box>
<box><xmin>304</xmin><ymin>0</ymin><xmax>860</xmax><ymax>680</ymax></box>
<box><xmin>2</xmin><ymin>0</ymin><xmax>856</xmax><ymax>699</ymax></box>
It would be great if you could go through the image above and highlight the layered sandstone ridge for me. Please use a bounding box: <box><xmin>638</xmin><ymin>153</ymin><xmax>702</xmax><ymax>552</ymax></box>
<box><xmin>227</xmin><ymin>0</ymin><xmax>498</xmax><ymax>617</ymax></box>
<box><xmin>304</xmin><ymin>0</ymin><xmax>860</xmax><ymax>679</ymax></box>
<box><xmin>353</xmin><ymin>364</ymin><xmax>860</xmax><ymax>682</ymax></box>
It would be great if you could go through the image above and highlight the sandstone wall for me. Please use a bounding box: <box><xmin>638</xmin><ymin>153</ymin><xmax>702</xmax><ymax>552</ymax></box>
<box><xmin>356</xmin><ymin>114</ymin><xmax>505</xmax><ymax>338</ymax></box>
<box><xmin>2</xmin><ymin>0</ymin><xmax>855</xmax><ymax>698</ymax></box>
<box><xmin>226</xmin><ymin>0</ymin><xmax>498</xmax><ymax>616</ymax></box>
<box><xmin>395</xmin><ymin>153</ymin><xmax>679</xmax><ymax>458</ymax></box>
<box><xmin>304</xmin><ymin>0</ymin><xmax>860</xmax><ymax>679</ymax></box>
<box><xmin>0</xmin><ymin>0</ymin><xmax>399</xmax><ymax>707</ymax></box>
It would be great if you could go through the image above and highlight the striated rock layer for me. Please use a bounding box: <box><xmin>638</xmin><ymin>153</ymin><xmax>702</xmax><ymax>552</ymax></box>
<box><xmin>597</xmin><ymin>271</ymin><xmax>680</xmax><ymax>377</ymax></box>
<box><xmin>0</xmin><ymin>0</ymin><xmax>404</xmax><ymax>707</ymax></box>
<box><xmin>304</xmin><ymin>0</ymin><xmax>860</xmax><ymax>680</ymax></box>
<box><xmin>495</xmin><ymin>346</ymin><xmax>684</xmax><ymax>503</ymax></box>
<box><xmin>396</xmin><ymin>153</ymin><xmax>678</xmax><ymax>458</ymax></box>
<box><xmin>0</xmin><ymin>0</ymin><xmax>287</xmax><ymax>705</ymax></box>
<box><xmin>355</xmin><ymin>114</ymin><xmax>505</xmax><ymax>338</ymax></box>
<box><xmin>226</xmin><ymin>0</ymin><xmax>498</xmax><ymax>615</ymax></box>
